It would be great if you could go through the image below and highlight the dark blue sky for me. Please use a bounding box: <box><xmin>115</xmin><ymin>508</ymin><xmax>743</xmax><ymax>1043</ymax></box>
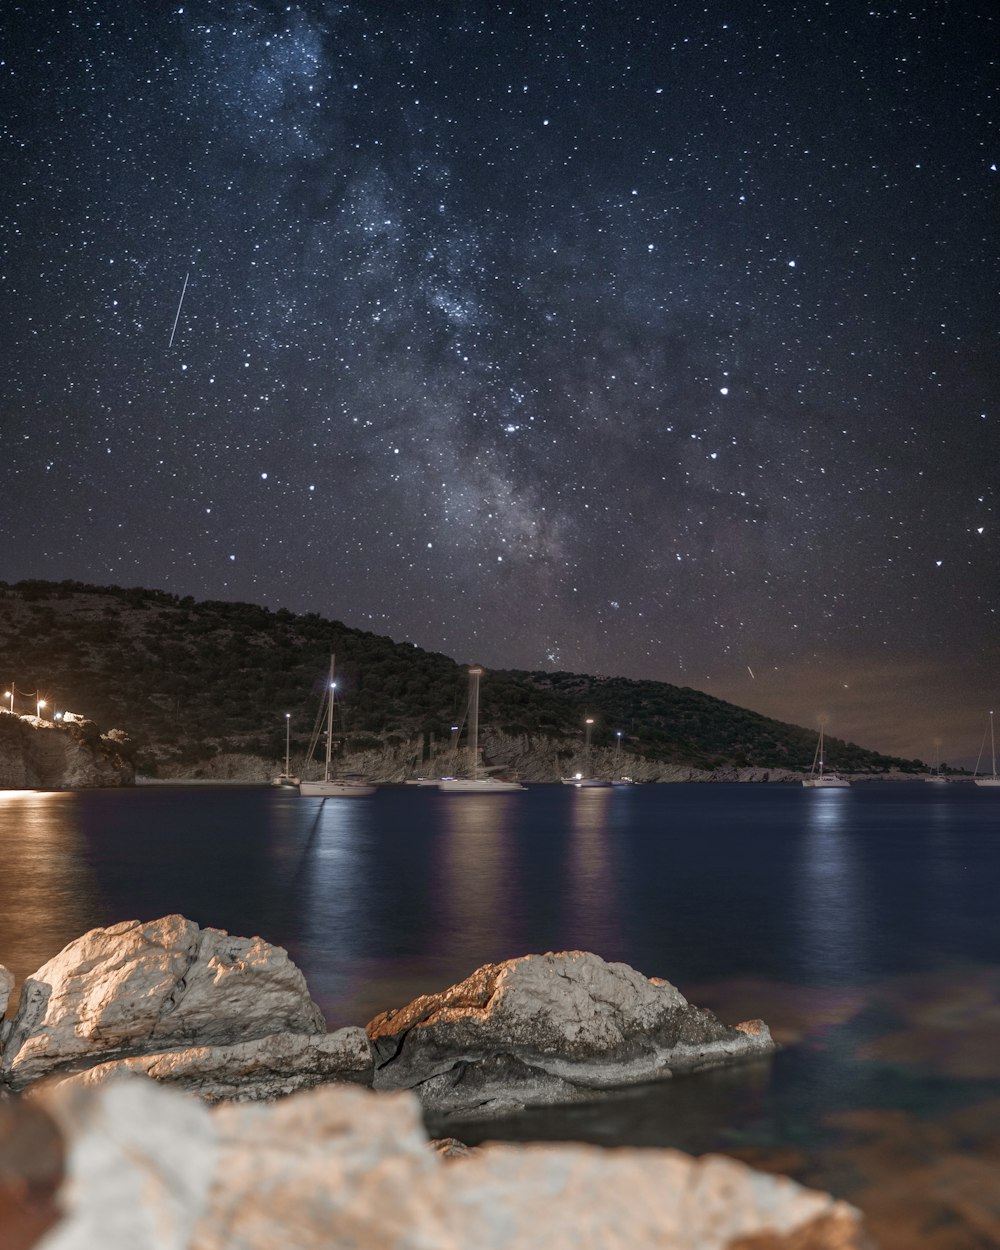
<box><xmin>1</xmin><ymin>1</ymin><xmax>997</xmax><ymax>762</ymax></box>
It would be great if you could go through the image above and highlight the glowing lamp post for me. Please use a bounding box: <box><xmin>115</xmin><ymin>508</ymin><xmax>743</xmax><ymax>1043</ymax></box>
<box><xmin>3</xmin><ymin>690</ymin><xmax>12</xmax><ymax>714</ymax></box>
<box><xmin>36</xmin><ymin>698</ymin><xmax>46</xmax><ymax>719</ymax></box>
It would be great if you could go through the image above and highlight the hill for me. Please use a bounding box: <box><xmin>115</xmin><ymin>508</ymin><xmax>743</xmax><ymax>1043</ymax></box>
<box><xmin>0</xmin><ymin>580</ymin><xmax>922</xmax><ymax>777</ymax></box>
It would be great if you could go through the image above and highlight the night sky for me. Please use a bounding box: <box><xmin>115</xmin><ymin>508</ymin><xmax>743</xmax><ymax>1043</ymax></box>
<box><xmin>1</xmin><ymin>1</ymin><xmax>997</xmax><ymax>764</ymax></box>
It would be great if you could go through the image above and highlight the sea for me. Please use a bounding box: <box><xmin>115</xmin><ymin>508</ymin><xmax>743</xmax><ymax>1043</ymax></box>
<box><xmin>2</xmin><ymin>781</ymin><xmax>998</xmax><ymax>1249</ymax></box>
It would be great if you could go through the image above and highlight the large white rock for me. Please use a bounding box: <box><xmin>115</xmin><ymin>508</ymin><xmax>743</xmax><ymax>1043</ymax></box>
<box><xmin>367</xmin><ymin>951</ymin><xmax>776</xmax><ymax>1117</ymax></box>
<box><xmin>39</xmin><ymin>1078</ymin><xmax>216</xmax><ymax>1250</ymax></box>
<box><xmin>2</xmin><ymin>915</ymin><xmax>326</xmax><ymax>1088</ymax></box>
<box><xmin>34</xmin><ymin>1077</ymin><xmax>868</xmax><ymax>1250</ymax></box>
<box><xmin>54</xmin><ymin>1027</ymin><xmax>373</xmax><ymax>1101</ymax></box>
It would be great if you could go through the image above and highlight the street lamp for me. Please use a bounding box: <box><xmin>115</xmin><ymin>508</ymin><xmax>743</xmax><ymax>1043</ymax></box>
<box><xmin>3</xmin><ymin>690</ymin><xmax>12</xmax><ymax>714</ymax></box>
<box><xmin>36</xmin><ymin>698</ymin><xmax>46</xmax><ymax>719</ymax></box>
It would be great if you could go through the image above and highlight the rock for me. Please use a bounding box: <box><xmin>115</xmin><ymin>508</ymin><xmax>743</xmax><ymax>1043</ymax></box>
<box><xmin>53</xmin><ymin>1027</ymin><xmax>373</xmax><ymax>1101</ymax></box>
<box><xmin>0</xmin><ymin>962</ymin><xmax>13</xmax><ymax>1023</ymax></box>
<box><xmin>36</xmin><ymin>1077</ymin><xmax>869</xmax><ymax>1250</ymax></box>
<box><xmin>38</xmin><ymin>1077</ymin><xmax>216</xmax><ymax>1250</ymax></box>
<box><xmin>429</xmin><ymin>1137</ymin><xmax>479</xmax><ymax>1159</ymax></box>
<box><xmin>2</xmin><ymin>915</ymin><xmax>327</xmax><ymax>1088</ymax></box>
<box><xmin>0</xmin><ymin>712</ymin><xmax>133</xmax><ymax>789</ymax></box>
<box><xmin>367</xmin><ymin>951</ymin><xmax>776</xmax><ymax>1118</ymax></box>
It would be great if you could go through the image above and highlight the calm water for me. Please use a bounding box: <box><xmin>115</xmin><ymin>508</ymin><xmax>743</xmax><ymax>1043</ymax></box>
<box><xmin>2</xmin><ymin>782</ymin><xmax>998</xmax><ymax>1247</ymax></box>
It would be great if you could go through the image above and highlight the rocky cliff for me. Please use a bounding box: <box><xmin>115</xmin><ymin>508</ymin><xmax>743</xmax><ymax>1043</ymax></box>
<box><xmin>0</xmin><ymin>712</ymin><xmax>134</xmax><ymax>789</ymax></box>
<box><xmin>154</xmin><ymin>730</ymin><xmax>808</xmax><ymax>784</ymax></box>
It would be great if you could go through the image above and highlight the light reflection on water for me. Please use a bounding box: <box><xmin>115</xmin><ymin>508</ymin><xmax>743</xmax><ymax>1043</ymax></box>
<box><xmin>792</xmin><ymin>790</ymin><xmax>869</xmax><ymax>984</ymax></box>
<box><xmin>0</xmin><ymin>791</ymin><xmax>101</xmax><ymax>985</ymax></box>
<box><xmin>564</xmin><ymin>788</ymin><xmax>622</xmax><ymax>953</ymax></box>
<box><xmin>1</xmin><ymin>782</ymin><xmax>999</xmax><ymax>1247</ymax></box>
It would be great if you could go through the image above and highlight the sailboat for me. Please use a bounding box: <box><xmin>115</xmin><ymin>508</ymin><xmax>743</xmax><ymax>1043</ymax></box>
<box><xmin>272</xmin><ymin>712</ymin><xmax>300</xmax><ymax>787</ymax></box>
<box><xmin>973</xmin><ymin>711</ymin><xmax>1000</xmax><ymax>788</ymax></box>
<box><xmin>438</xmin><ymin>667</ymin><xmax>525</xmax><ymax>793</ymax></box>
<box><xmin>924</xmin><ymin>737</ymin><xmax>948</xmax><ymax>784</ymax></box>
<box><xmin>610</xmin><ymin>729</ymin><xmax>636</xmax><ymax>786</ymax></box>
<box><xmin>802</xmin><ymin>722</ymin><xmax>850</xmax><ymax>788</ymax></box>
<box><xmin>299</xmin><ymin>657</ymin><xmax>375</xmax><ymax>797</ymax></box>
<box><xmin>562</xmin><ymin>715</ymin><xmax>610</xmax><ymax>787</ymax></box>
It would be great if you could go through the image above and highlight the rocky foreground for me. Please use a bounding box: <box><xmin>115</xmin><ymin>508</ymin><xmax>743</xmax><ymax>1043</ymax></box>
<box><xmin>1</xmin><ymin>917</ymin><xmax>773</xmax><ymax>1110</ymax></box>
<box><xmin>0</xmin><ymin>917</ymin><xmax>874</xmax><ymax>1248</ymax></box>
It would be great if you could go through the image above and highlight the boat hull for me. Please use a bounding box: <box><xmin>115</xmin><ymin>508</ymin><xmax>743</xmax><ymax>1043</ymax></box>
<box><xmin>561</xmin><ymin>777</ymin><xmax>611</xmax><ymax>788</ymax></box>
<box><xmin>299</xmin><ymin>781</ymin><xmax>375</xmax><ymax>797</ymax></box>
<box><xmin>437</xmin><ymin>778</ymin><xmax>525</xmax><ymax>793</ymax></box>
<box><xmin>974</xmin><ymin>777</ymin><xmax>1000</xmax><ymax>788</ymax></box>
<box><xmin>802</xmin><ymin>777</ymin><xmax>851</xmax><ymax>788</ymax></box>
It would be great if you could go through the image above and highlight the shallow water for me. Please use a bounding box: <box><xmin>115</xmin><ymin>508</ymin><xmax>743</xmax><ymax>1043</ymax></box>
<box><xmin>1</xmin><ymin>781</ymin><xmax>998</xmax><ymax>1247</ymax></box>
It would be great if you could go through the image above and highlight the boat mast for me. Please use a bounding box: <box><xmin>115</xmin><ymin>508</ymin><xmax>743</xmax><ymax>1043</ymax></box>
<box><xmin>285</xmin><ymin>712</ymin><xmax>291</xmax><ymax>776</ymax></box>
<box><xmin>991</xmin><ymin>710</ymin><xmax>996</xmax><ymax>780</ymax></box>
<box><xmin>323</xmin><ymin>656</ymin><xmax>335</xmax><ymax>783</ymax></box>
<box><xmin>468</xmin><ymin>666</ymin><xmax>483</xmax><ymax>781</ymax></box>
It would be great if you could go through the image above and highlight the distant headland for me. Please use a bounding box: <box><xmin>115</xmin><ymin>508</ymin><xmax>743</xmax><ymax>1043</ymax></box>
<box><xmin>0</xmin><ymin>579</ymin><xmax>931</xmax><ymax>785</ymax></box>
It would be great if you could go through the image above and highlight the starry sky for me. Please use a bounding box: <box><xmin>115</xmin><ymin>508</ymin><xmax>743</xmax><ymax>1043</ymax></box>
<box><xmin>1</xmin><ymin>1</ymin><xmax>997</xmax><ymax>764</ymax></box>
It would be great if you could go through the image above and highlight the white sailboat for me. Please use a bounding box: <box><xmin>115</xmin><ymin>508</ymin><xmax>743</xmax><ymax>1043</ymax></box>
<box><xmin>973</xmin><ymin>711</ymin><xmax>1000</xmax><ymax>788</ymax></box>
<box><xmin>610</xmin><ymin>729</ymin><xmax>636</xmax><ymax>786</ymax></box>
<box><xmin>438</xmin><ymin>667</ymin><xmax>525</xmax><ymax>793</ymax></box>
<box><xmin>562</xmin><ymin>716</ymin><xmax>610</xmax><ymax>787</ymax></box>
<box><xmin>299</xmin><ymin>657</ymin><xmax>375</xmax><ymax>797</ymax></box>
<box><xmin>924</xmin><ymin>736</ymin><xmax>948</xmax><ymax>784</ymax></box>
<box><xmin>272</xmin><ymin>712</ymin><xmax>300</xmax><ymax>787</ymax></box>
<box><xmin>802</xmin><ymin>722</ymin><xmax>850</xmax><ymax>788</ymax></box>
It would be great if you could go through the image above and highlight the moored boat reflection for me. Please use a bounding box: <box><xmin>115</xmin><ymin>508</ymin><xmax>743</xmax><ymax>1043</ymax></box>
<box><xmin>792</xmin><ymin>789</ymin><xmax>869</xmax><ymax>984</ymax></box>
<box><xmin>435</xmin><ymin>794</ymin><xmax>517</xmax><ymax>958</ymax></box>
<box><xmin>564</xmin><ymin>786</ymin><xmax>623</xmax><ymax>954</ymax></box>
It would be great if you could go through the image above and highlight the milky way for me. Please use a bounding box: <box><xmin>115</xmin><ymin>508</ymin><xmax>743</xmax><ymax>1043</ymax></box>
<box><xmin>1</xmin><ymin>1</ymin><xmax>996</xmax><ymax>761</ymax></box>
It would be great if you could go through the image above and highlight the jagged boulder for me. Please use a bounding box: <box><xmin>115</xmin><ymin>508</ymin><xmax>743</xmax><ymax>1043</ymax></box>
<box><xmin>36</xmin><ymin>1077</ymin><xmax>869</xmax><ymax>1250</ymax></box>
<box><xmin>1</xmin><ymin>915</ymin><xmax>331</xmax><ymax>1089</ymax></box>
<box><xmin>367</xmin><ymin>951</ymin><xmax>776</xmax><ymax>1118</ymax></box>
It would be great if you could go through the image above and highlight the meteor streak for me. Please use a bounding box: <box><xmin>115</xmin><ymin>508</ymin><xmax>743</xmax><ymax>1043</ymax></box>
<box><xmin>168</xmin><ymin>271</ymin><xmax>190</xmax><ymax>348</ymax></box>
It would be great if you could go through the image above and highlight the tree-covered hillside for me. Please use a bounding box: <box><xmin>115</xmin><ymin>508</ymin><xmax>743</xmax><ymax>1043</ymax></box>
<box><xmin>0</xmin><ymin>580</ymin><xmax>922</xmax><ymax>775</ymax></box>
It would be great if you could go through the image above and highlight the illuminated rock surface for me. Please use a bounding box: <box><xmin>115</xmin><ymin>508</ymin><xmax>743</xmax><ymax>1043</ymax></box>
<box><xmin>36</xmin><ymin>1078</ymin><xmax>868</xmax><ymax>1250</ymax></box>
<box><xmin>50</xmin><ymin>1028</ymin><xmax>373</xmax><ymax>1102</ymax></box>
<box><xmin>367</xmin><ymin>950</ymin><xmax>776</xmax><ymax>1118</ymax></box>
<box><xmin>1</xmin><ymin>915</ymin><xmax>330</xmax><ymax>1089</ymax></box>
<box><xmin>0</xmin><ymin>712</ymin><xmax>133</xmax><ymax>789</ymax></box>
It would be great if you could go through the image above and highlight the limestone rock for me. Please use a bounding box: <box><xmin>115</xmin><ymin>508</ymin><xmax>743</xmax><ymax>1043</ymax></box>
<box><xmin>38</xmin><ymin>1077</ymin><xmax>216</xmax><ymax>1250</ymax></box>
<box><xmin>367</xmin><ymin>951</ymin><xmax>776</xmax><ymax>1118</ymax></box>
<box><xmin>36</xmin><ymin>1077</ymin><xmax>869</xmax><ymax>1250</ymax></box>
<box><xmin>2</xmin><ymin>915</ymin><xmax>326</xmax><ymax>1088</ymax></box>
<box><xmin>55</xmin><ymin>1027</ymin><xmax>373</xmax><ymax>1101</ymax></box>
<box><xmin>0</xmin><ymin>962</ymin><xmax>13</xmax><ymax>1023</ymax></box>
<box><xmin>0</xmin><ymin>712</ymin><xmax>133</xmax><ymax>789</ymax></box>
